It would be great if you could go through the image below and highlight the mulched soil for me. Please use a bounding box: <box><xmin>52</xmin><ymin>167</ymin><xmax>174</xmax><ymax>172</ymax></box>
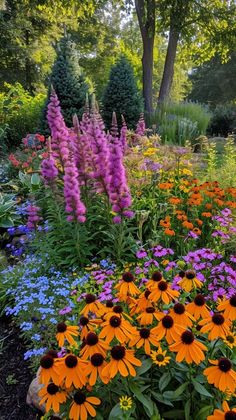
<box><xmin>0</xmin><ymin>316</ymin><xmax>42</xmax><ymax>420</ymax></box>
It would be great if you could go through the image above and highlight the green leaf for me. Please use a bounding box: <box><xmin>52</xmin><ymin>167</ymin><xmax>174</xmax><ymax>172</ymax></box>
<box><xmin>195</xmin><ymin>405</ymin><xmax>213</xmax><ymax>420</ymax></box>
<box><xmin>173</xmin><ymin>382</ymin><xmax>189</xmax><ymax>398</ymax></box>
<box><xmin>136</xmin><ymin>358</ymin><xmax>152</xmax><ymax>375</ymax></box>
<box><xmin>159</xmin><ymin>372</ymin><xmax>171</xmax><ymax>393</ymax></box>
<box><xmin>192</xmin><ymin>380</ymin><xmax>213</xmax><ymax>398</ymax></box>
<box><xmin>163</xmin><ymin>410</ymin><xmax>185</xmax><ymax>419</ymax></box>
<box><xmin>129</xmin><ymin>382</ymin><xmax>153</xmax><ymax>416</ymax></box>
<box><xmin>31</xmin><ymin>173</ymin><xmax>41</xmax><ymax>185</ymax></box>
<box><xmin>108</xmin><ymin>403</ymin><xmax>123</xmax><ymax>420</ymax></box>
<box><xmin>184</xmin><ymin>399</ymin><xmax>191</xmax><ymax>420</ymax></box>
<box><xmin>0</xmin><ymin>217</ymin><xmax>14</xmax><ymax>228</ymax></box>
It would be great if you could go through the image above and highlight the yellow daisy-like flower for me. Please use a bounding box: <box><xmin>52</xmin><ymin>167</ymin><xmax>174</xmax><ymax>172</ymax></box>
<box><xmin>224</xmin><ymin>333</ymin><xmax>236</xmax><ymax>349</ymax></box>
<box><xmin>150</xmin><ymin>348</ymin><xmax>170</xmax><ymax>367</ymax></box>
<box><xmin>119</xmin><ymin>395</ymin><xmax>133</xmax><ymax>411</ymax></box>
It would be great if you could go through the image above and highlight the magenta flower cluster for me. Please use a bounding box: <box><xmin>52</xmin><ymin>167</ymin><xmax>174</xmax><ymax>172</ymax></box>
<box><xmin>41</xmin><ymin>90</ymin><xmax>133</xmax><ymax>223</ymax></box>
<box><xmin>26</xmin><ymin>204</ymin><xmax>42</xmax><ymax>230</ymax></box>
<box><xmin>135</xmin><ymin>113</ymin><xmax>146</xmax><ymax>136</ymax></box>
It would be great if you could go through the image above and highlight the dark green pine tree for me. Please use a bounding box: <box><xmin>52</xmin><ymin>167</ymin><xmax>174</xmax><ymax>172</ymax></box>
<box><xmin>41</xmin><ymin>36</ymin><xmax>88</xmax><ymax>131</ymax></box>
<box><xmin>102</xmin><ymin>55</ymin><xmax>143</xmax><ymax>130</ymax></box>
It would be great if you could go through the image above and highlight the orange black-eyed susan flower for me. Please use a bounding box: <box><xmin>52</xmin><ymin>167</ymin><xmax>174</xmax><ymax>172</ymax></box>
<box><xmin>39</xmin><ymin>353</ymin><xmax>60</xmax><ymax>385</ymax></box>
<box><xmin>160</xmin><ymin>216</ymin><xmax>171</xmax><ymax>228</ymax></box>
<box><xmin>169</xmin><ymin>303</ymin><xmax>194</xmax><ymax>327</ymax></box>
<box><xmin>80</xmin><ymin>332</ymin><xmax>110</xmax><ymax>360</ymax></box>
<box><xmin>129</xmin><ymin>327</ymin><xmax>160</xmax><ymax>355</ymax></box>
<box><xmin>196</xmin><ymin>218</ymin><xmax>203</xmax><ymax>227</ymax></box>
<box><xmin>84</xmin><ymin>353</ymin><xmax>109</xmax><ymax>386</ymax></box>
<box><xmin>177</xmin><ymin>270</ymin><xmax>203</xmax><ymax>292</ymax></box>
<box><xmin>136</xmin><ymin>306</ymin><xmax>162</xmax><ymax>326</ymax></box>
<box><xmin>146</xmin><ymin>271</ymin><xmax>164</xmax><ymax>289</ymax></box>
<box><xmin>207</xmin><ymin>401</ymin><xmax>236</xmax><ymax>420</ymax></box>
<box><xmin>192</xmin><ymin>227</ymin><xmax>201</xmax><ymax>236</ymax></box>
<box><xmin>199</xmin><ymin>313</ymin><xmax>231</xmax><ymax>340</ymax></box>
<box><xmin>186</xmin><ymin>294</ymin><xmax>211</xmax><ymax>320</ymax></box>
<box><xmin>102</xmin><ymin>345</ymin><xmax>142</xmax><ymax>378</ymax></box>
<box><xmin>56</xmin><ymin>323</ymin><xmax>79</xmax><ymax>348</ymax></box>
<box><xmin>80</xmin><ymin>294</ymin><xmax>105</xmax><ymax>317</ymax></box>
<box><xmin>57</xmin><ymin>354</ymin><xmax>87</xmax><ymax>388</ymax></box>
<box><xmin>169</xmin><ymin>197</ymin><xmax>182</xmax><ymax>205</ymax></box>
<box><xmin>129</xmin><ymin>289</ymin><xmax>151</xmax><ymax>315</ymax></box>
<box><xmin>169</xmin><ymin>330</ymin><xmax>207</xmax><ymax>364</ymax></box>
<box><xmin>115</xmin><ymin>272</ymin><xmax>140</xmax><ymax>298</ymax></box>
<box><xmin>38</xmin><ymin>383</ymin><xmax>67</xmax><ymax>413</ymax></box>
<box><xmin>159</xmin><ymin>182</ymin><xmax>174</xmax><ymax>190</ymax></box>
<box><xmin>99</xmin><ymin>315</ymin><xmax>136</xmax><ymax>344</ymax></box>
<box><xmin>69</xmin><ymin>391</ymin><xmax>101</xmax><ymax>420</ymax></box>
<box><xmin>149</xmin><ymin>280</ymin><xmax>179</xmax><ymax>304</ymax></box>
<box><xmin>224</xmin><ymin>333</ymin><xmax>236</xmax><ymax>349</ymax></box>
<box><xmin>164</xmin><ymin>228</ymin><xmax>175</xmax><ymax>236</ymax></box>
<box><xmin>152</xmin><ymin>314</ymin><xmax>185</xmax><ymax>344</ymax></box>
<box><xmin>182</xmin><ymin>220</ymin><xmax>194</xmax><ymax>230</ymax></box>
<box><xmin>204</xmin><ymin>358</ymin><xmax>236</xmax><ymax>393</ymax></box>
<box><xmin>202</xmin><ymin>212</ymin><xmax>212</xmax><ymax>217</ymax></box>
<box><xmin>104</xmin><ymin>304</ymin><xmax>132</xmax><ymax>322</ymax></box>
<box><xmin>150</xmin><ymin>348</ymin><xmax>170</xmax><ymax>366</ymax></box>
<box><xmin>217</xmin><ymin>294</ymin><xmax>236</xmax><ymax>321</ymax></box>
<box><xmin>79</xmin><ymin>316</ymin><xmax>103</xmax><ymax>340</ymax></box>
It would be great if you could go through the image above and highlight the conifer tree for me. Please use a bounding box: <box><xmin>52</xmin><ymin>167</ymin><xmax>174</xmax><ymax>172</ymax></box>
<box><xmin>102</xmin><ymin>56</ymin><xmax>143</xmax><ymax>130</ymax></box>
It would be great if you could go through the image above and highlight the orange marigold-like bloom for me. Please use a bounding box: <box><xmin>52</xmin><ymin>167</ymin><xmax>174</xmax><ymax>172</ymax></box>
<box><xmin>160</xmin><ymin>219</ymin><xmax>171</xmax><ymax>228</ymax></box>
<box><xmin>56</xmin><ymin>323</ymin><xmax>79</xmax><ymax>348</ymax></box>
<box><xmin>164</xmin><ymin>228</ymin><xmax>175</xmax><ymax>236</ymax></box>
<box><xmin>129</xmin><ymin>327</ymin><xmax>160</xmax><ymax>355</ymax></box>
<box><xmin>159</xmin><ymin>182</ymin><xmax>174</xmax><ymax>190</ymax></box>
<box><xmin>182</xmin><ymin>220</ymin><xmax>194</xmax><ymax>230</ymax></box>
<box><xmin>204</xmin><ymin>358</ymin><xmax>236</xmax><ymax>393</ymax></box>
<box><xmin>57</xmin><ymin>354</ymin><xmax>87</xmax><ymax>388</ymax></box>
<box><xmin>149</xmin><ymin>280</ymin><xmax>179</xmax><ymax>304</ymax></box>
<box><xmin>152</xmin><ymin>314</ymin><xmax>185</xmax><ymax>344</ymax></box>
<box><xmin>102</xmin><ymin>345</ymin><xmax>142</xmax><ymax>378</ymax></box>
<box><xmin>169</xmin><ymin>197</ymin><xmax>182</xmax><ymax>205</ymax></box>
<box><xmin>69</xmin><ymin>392</ymin><xmax>101</xmax><ymax>420</ymax></box>
<box><xmin>199</xmin><ymin>313</ymin><xmax>231</xmax><ymax>340</ymax></box>
<box><xmin>217</xmin><ymin>294</ymin><xmax>236</xmax><ymax>321</ymax></box>
<box><xmin>169</xmin><ymin>330</ymin><xmax>207</xmax><ymax>364</ymax></box>
<box><xmin>202</xmin><ymin>212</ymin><xmax>212</xmax><ymax>217</ymax></box>
<box><xmin>38</xmin><ymin>383</ymin><xmax>67</xmax><ymax>413</ymax></box>
<box><xmin>207</xmin><ymin>401</ymin><xmax>236</xmax><ymax>420</ymax></box>
<box><xmin>196</xmin><ymin>218</ymin><xmax>203</xmax><ymax>226</ymax></box>
<box><xmin>80</xmin><ymin>332</ymin><xmax>110</xmax><ymax>360</ymax></box>
<box><xmin>186</xmin><ymin>294</ymin><xmax>211</xmax><ymax>320</ymax></box>
<box><xmin>115</xmin><ymin>272</ymin><xmax>140</xmax><ymax>297</ymax></box>
<box><xmin>192</xmin><ymin>227</ymin><xmax>201</xmax><ymax>235</ymax></box>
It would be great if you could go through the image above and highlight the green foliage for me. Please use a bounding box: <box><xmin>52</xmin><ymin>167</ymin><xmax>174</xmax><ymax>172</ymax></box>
<box><xmin>102</xmin><ymin>55</ymin><xmax>143</xmax><ymax>129</ymax></box>
<box><xmin>0</xmin><ymin>83</ymin><xmax>45</xmax><ymax>149</ymax></box>
<box><xmin>148</xmin><ymin>102</ymin><xmax>211</xmax><ymax>144</ymax></box>
<box><xmin>188</xmin><ymin>53</ymin><xmax>236</xmax><ymax>106</ymax></box>
<box><xmin>0</xmin><ymin>192</ymin><xmax>18</xmax><ymax>228</ymax></box>
<box><xmin>207</xmin><ymin>104</ymin><xmax>236</xmax><ymax>137</ymax></box>
<box><xmin>42</xmin><ymin>37</ymin><xmax>89</xmax><ymax>130</ymax></box>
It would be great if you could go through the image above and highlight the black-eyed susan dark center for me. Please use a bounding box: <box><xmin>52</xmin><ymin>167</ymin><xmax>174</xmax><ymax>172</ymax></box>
<box><xmin>85</xmin><ymin>294</ymin><xmax>96</xmax><ymax>304</ymax></box>
<box><xmin>158</xmin><ymin>281</ymin><xmax>168</xmax><ymax>291</ymax></box>
<box><xmin>91</xmin><ymin>353</ymin><xmax>104</xmax><ymax>367</ymax></box>
<box><xmin>122</xmin><ymin>272</ymin><xmax>134</xmax><ymax>282</ymax></box>
<box><xmin>144</xmin><ymin>290</ymin><xmax>151</xmax><ymax>298</ymax></box>
<box><xmin>179</xmin><ymin>270</ymin><xmax>185</xmax><ymax>278</ymax></box>
<box><xmin>109</xmin><ymin>316</ymin><xmax>121</xmax><ymax>328</ymax></box>
<box><xmin>212</xmin><ymin>313</ymin><xmax>225</xmax><ymax>325</ymax></box>
<box><xmin>194</xmin><ymin>294</ymin><xmax>205</xmax><ymax>306</ymax></box>
<box><xmin>106</xmin><ymin>300</ymin><xmax>113</xmax><ymax>308</ymax></box>
<box><xmin>156</xmin><ymin>354</ymin><xmax>164</xmax><ymax>362</ymax></box>
<box><xmin>47</xmin><ymin>383</ymin><xmax>59</xmax><ymax>395</ymax></box>
<box><xmin>79</xmin><ymin>316</ymin><xmax>89</xmax><ymax>326</ymax></box>
<box><xmin>47</xmin><ymin>350</ymin><xmax>58</xmax><ymax>358</ymax></box>
<box><xmin>140</xmin><ymin>328</ymin><xmax>150</xmax><ymax>339</ymax></box>
<box><xmin>225</xmin><ymin>411</ymin><xmax>236</xmax><ymax>420</ymax></box>
<box><xmin>185</xmin><ymin>270</ymin><xmax>195</xmax><ymax>280</ymax></box>
<box><xmin>174</xmin><ymin>303</ymin><xmax>185</xmax><ymax>314</ymax></box>
<box><xmin>74</xmin><ymin>391</ymin><xmax>86</xmax><ymax>405</ymax></box>
<box><xmin>162</xmin><ymin>315</ymin><xmax>174</xmax><ymax>329</ymax></box>
<box><xmin>226</xmin><ymin>335</ymin><xmax>234</xmax><ymax>344</ymax></box>
<box><xmin>151</xmin><ymin>271</ymin><xmax>162</xmax><ymax>282</ymax></box>
<box><xmin>229</xmin><ymin>294</ymin><xmax>236</xmax><ymax>307</ymax></box>
<box><xmin>40</xmin><ymin>355</ymin><xmax>54</xmax><ymax>369</ymax></box>
<box><xmin>146</xmin><ymin>307</ymin><xmax>155</xmax><ymax>313</ymax></box>
<box><xmin>218</xmin><ymin>358</ymin><xmax>231</xmax><ymax>372</ymax></box>
<box><xmin>65</xmin><ymin>355</ymin><xmax>78</xmax><ymax>368</ymax></box>
<box><xmin>57</xmin><ymin>322</ymin><xmax>67</xmax><ymax>333</ymax></box>
<box><xmin>181</xmin><ymin>331</ymin><xmax>194</xmax><ymax>344</ymax></box>
<box><xmin>86</xmin><ymin>332</ymin><xmax>99</xmax><ymax>345</ymax></box>
<box><xmin>113</xmin><ymin>305</ymin><xmax>123</xmax><ymax>313</ymax></box>
<box><xmin>111</xmin><ymin>345</ymin><xmax>126</xmax><ymax>360</ymax></box>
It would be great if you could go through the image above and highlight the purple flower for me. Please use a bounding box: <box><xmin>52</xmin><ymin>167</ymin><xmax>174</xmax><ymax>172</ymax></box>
<box><xmin>136</xmin><ymin>249</ymin><xmax>147</xmax><ymax>259</ymax></box>
<box><xmin>59</xmin><ymin>306</ymin><xmax>72</xmax><ymax>315</ymax></box>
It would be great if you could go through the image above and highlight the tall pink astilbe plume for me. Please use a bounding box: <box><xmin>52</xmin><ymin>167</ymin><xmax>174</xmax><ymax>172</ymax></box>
<box><xmin>108</xmin><ymin>112</ymin><xmax>133</xmax><ymax>223</ymax></box>
<box><xmin>120</xmin><ymin>115</ymin><xmax>127</xmax><ymax>153</ymax></box>
<box><xmin>135</xmin><ymin>113</ymin><xmax>146</xmax><ymax>136</ymax></box>
<box><xmin>73</xmin><ymin>114</ymin><xmax>93</xmax><ymax>185</ymax></box>
<box><xmin>47</xmin><ymin>90</ymin><xmax>86</xmax><ymax>222</ymax></box>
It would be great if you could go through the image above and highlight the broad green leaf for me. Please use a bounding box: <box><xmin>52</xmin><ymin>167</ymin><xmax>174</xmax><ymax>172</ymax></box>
<box><xmin>31</xmin><ymin>173</ymin><xmax>41</xmax><ymax>185</ymax></box>
<box><xmin>173</xmin><ymin>382</ymin><xmax>189</xmax><ymax>398</ymax></box>
<box><xmin>195</xmin><ymin>405</ymin><xmax>213</xmax><ymax>420</ymax></box>
<box><xmin>108</xmin><ymin>403</ymin><xmax>123</xmax><ymax>420</ymax></box>
<box><xmin>163</xmin><ymin>410</ymin><xmax>185</xmax><ymax>419</ymax></box>
<box><xmin>159</xmin><ymin>372</ymin><xmax>171</xmax><ymax>392</ymax></box>
<box><xmin>184</xmin><ymin>399</ymin><xmax>191</xmax><ymax>420</ymax></box>
<box><xmin>136</xmin><ymin>358</ymin><xmax>152</xmax><ymax>375</ymax></box>
<box><xmin>192</xmin><ymin>380</ymin><xmax>213</xmax><ymax>398</ymax></box>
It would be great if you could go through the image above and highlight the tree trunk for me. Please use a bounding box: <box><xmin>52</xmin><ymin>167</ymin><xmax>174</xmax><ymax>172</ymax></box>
<box><xmin>25</xmin><ymin>29</ymin><xmax>33</xmax><ymax>94</ymax></box>
<box><xmin>158</xmin><ymin>25</ymin><xmax>179</xmax><ymax>103</ymax></box>
<box><xmin>135</xmin><ymin>0</ymin><xmax>155</xmax><ymax>115</ymax></box>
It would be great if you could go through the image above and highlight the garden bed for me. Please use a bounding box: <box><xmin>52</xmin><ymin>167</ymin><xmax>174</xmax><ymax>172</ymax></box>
<box><xmin>0</xmin><ymin>316</ymin><xmax>41</xmax><ymax>420</ymax></box>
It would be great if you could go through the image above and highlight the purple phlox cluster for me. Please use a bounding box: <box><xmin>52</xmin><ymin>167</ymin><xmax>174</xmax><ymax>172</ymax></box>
<box><xmin>26</xmin><ymin>204</ymin><xmax>42</xmax><ymax>230</ymax></box>
<box><xmin>120</xmin><ymin>115</ymin><xmax>127</xmax><ymax>153</ymax></box>
<box><xmin>141</xmin><ymin>159</ymin><xmax>162</xmax><ymax>172</ymax></box>
<box><xmin>151</xmin><ymin>245</ymin><xmax>174</xmax><ymax>258</ymax></box>
<box><xmin>108</xmin><ymin>112</ymin><xmax>133</xmax><ymax>223</ymax></box>
<box><xmin>41</xmin><ymin>156</ymin><xmax>58</xmax><ymax>183</ymax></box>
<box><xmin>212</xmin><ymin>208</ymin><xmax>234</xmax><ymax>244</ymax></box>
<box><xmin>135</xmin><ymin>113</ymin><xmax>146</xmax><ymax>136</ymax></box>
<box><xmin>59</xmin><ymin>306</ymin><xmax>72</xmax><ymax>315</ymax></box>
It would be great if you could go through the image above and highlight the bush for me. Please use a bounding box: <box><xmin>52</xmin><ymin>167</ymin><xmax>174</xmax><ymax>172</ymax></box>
<box><xmin>207</xmin><ymin>103</ymin><xmax>236</xmax><ymax>137</ymax></box>
<box><xmin>102</xmin><ymin>55</ymin><xmax>143</xmax><ymax>129</ymax></box>
<box><xmin>41</xmin><ymin>37</ymin><xmax>89</xmax><ymax>132</ymax></box>
<box><xmin>0</xmin><ymin>83</ymin><xmax>45</xmax><ymax>150</ymax></box>
<box><xmin>148</xmin><ymin>101</ymin><xmax>211</xmax><ymax>145</ymax></box>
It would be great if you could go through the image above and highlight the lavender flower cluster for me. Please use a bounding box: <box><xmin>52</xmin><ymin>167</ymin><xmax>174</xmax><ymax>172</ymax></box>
<box><xmin>41</xmin><ymin>90</ymin><xmax>134</xmax><ymax>223</ymax></box>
